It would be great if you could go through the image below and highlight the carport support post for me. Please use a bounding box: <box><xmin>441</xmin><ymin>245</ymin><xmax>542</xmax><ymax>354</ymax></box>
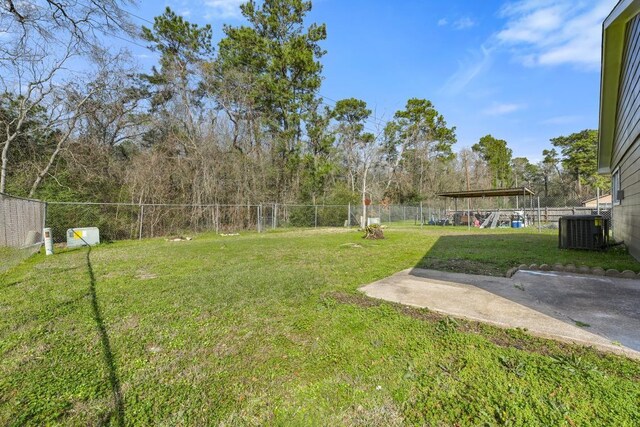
<box><xmin>467</xmin><ymin>197</ymin><xmax>471</xmax><ymax>230</ymax></box>
<box><xmin>522</xmin><ymin>188</ymin><xmax>526</xmax><ymax>227</ymax></box>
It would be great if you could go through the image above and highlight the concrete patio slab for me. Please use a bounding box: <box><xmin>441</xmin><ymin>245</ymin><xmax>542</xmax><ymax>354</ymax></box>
<box><xmin>359</xmin><ymin>268</ymin><xmax>640</xmax><ymax>359</ymax></box>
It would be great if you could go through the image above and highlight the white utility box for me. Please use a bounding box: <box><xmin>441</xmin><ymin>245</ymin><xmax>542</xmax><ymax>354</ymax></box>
<box><xmin>43</xmin><ymin>227</ymin><xmax>53</xmax><ymax>255</ymax></box>
<box><xmin>66</xmin><ymin>227</ymin><xmax>100</xmax><ymax>248</ymax></box>
<box><xmin>367</xmin><ymin>217</ymin><xmax>381</xmax><ymax>225</ymax></box>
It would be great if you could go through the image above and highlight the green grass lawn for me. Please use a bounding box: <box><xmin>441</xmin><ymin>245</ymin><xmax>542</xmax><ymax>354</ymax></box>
<box><xmin>1</xmin><ymin>226</ymin><xmax>639</xmax><ymax>426</ymax></box>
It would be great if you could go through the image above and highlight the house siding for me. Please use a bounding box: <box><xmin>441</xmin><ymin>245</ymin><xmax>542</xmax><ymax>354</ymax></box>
<box><xmin>613</xmin><ymin>13</ymin><xmax>640</xmax><ymax>260</ymax></box>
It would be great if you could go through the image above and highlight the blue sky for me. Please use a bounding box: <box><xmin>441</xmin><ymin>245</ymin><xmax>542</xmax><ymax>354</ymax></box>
<box><xmin>125</xmin><ymin>0</ymin><xmax>618</xmax><ymax>162</ymax></box>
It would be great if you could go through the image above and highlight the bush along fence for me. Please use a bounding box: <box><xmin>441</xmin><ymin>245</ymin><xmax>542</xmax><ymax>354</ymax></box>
<box><xmin>0</xmin><ymin>193</ymin><xmax>46</xmax><ymax>273</ymax></box>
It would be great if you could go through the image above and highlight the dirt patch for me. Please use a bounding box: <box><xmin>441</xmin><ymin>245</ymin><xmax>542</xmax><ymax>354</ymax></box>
<box><xmin>329</xmin><ymin>291</ymin><xmax>443</xmax><ymax>323</ymax></box>
<box><xmin>341</xmin><ymin>399</ymin><xmax>404</xmax><ymax>426</ymax></box>
<box><xmin>116</xmin><ymin>315</ymin><xmax>140</xmax><ymax>332</ymax></box>
<box><xmin>395</xmin><ymin>305</ymin><xmax>443</xmax><ymax>323</ymax></box>
<box><xmin>135</xmin><ymin>271</ymin><xmax>157</xmax><ymax>280</ymax></box>
<box><xmin>278</xmin><ymin>227</ymin><xmax>357</xmax><ymax>236</ymax></box>
<box><xmin>329</xmin><ymin>291</ymin><xmax>384</xmax><ymax>308</ymax></box>
<box><xmin>339</xmin><ymin>243</ymin><xmax>363</xmax><ymax>248</ymax></box>
<box><xmin>460</xmin><ymin>322</ymin><xmax>563</xmax><ymax>357</ymax></box>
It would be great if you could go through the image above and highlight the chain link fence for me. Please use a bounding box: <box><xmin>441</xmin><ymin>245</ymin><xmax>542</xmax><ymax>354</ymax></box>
<box><xmin>0</xmin><ymin>191</ymin><xmax>613</xmax><ymax>267</ymax></box>
<box><xmin>43</xmin><ymin>202</ymin><xmax>438</xmax><ymax>243</ymax></box>
<box><xmin>0</xmin><ymin>193</ymin><xmax>46</xmax><ymax>273</ymax></box>
<box><xmin>42</xmin><ymin>193</ymin><xmax>612</xmax><ymax>243</ymax></box>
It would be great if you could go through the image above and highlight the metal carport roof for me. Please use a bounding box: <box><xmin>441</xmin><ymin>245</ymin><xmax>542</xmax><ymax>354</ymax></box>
<box><xmin>436</xmin><ymin>187</ymin><xmax>535</xmax><ymax>199</ymax></box>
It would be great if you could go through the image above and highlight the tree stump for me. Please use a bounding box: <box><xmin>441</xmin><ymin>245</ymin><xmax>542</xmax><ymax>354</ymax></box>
<box><xmin>363</xmin><ymin>224</ymin><xmax>384</xmax><ymax>239</ymax></box>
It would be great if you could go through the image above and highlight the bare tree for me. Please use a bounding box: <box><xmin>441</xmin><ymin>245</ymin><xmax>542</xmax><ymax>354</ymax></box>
<box><xmin>0</xmin><ymin>0</ymin><xmax>135</xmax><ymax>194</ymax></box>
<box><xmin>28</xmin><ymin>51</ymin><xmax>130</xmax><ymax>197</ymax></box>
<box><xmin>0</xmin><ymin>41</ymin><xmax>76</xmax><ymax>193</ymax></box>
<box><xmin>75</xmin><ymin>53</ymin><xmax>145</xmax><ymax>148</ymax></box>
<box><xmin>1</xmin><ymin>0</ymin><xmax>136</xmax><ymax>47</ymax></box>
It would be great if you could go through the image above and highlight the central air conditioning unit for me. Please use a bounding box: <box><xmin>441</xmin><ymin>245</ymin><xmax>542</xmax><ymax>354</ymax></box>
<box><xmin>558</xmin><ymin>215</ymin><xmax>609</xmax><ymax>250</ymax></box>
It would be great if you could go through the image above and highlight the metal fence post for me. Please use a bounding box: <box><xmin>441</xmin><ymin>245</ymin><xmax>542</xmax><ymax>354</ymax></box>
<box><xmin>43</xmin><ymin>201</ymin><xmax>48</xmax><ymax>232</ymax></box>
<box><xmin>138</xmin><ymin>204</ymin><xmax>144</xmax><ymax>240</ymax></box>
<box><xmin>537</xmin><ymin>197</ymin><xmax>541</xmax><ymax>233</ymax></box>
<box><xmin>273</xmin><ymin>203</ymin><xmax>277</xmax><ymax>229</ymax></box>
<box><xmin>348</xmin><ymin>203</ymin><xmax>351</xmax><ymax>227</ymax></box>
<box><xmin>314</xmin><ymin>205</ymin><xmax>318</xmax><ymax>228</ymax></box>
<box><xmin>215</xmin><ymin>204</ymin><xmax>220</xmax><ymax>234</ymax></box>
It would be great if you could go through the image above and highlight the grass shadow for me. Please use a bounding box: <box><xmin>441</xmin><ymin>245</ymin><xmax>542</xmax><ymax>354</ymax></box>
<box><xmin>414</xmin><ymin>232</ymin><xmax>640</xmax><ymax>276</ymax></box>
<box><xmin>415</xmin><ymin>233</ymin><xmax>548</xmax><ymax>277</ymax></box>
<box><xmin>85</xmin><ymin>245</ymin><xmax>125</xmax><ymax>426</ymax></box>
<box><xmin>0</xmin><ymin>280</ymin><xmax>21</xmax><ymax>290</ymax></box>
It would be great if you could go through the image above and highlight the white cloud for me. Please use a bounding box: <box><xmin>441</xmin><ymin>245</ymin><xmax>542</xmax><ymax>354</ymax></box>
<box><xmin>440</xmin><ymin>1</ymin><xmax>616</xmax><ymax>95</ymax></box>
<box><xmin>203</xmin><ymin>0</ymin><xmax>244</xmax><ymax>19</ymax></box>
<box><xmin>496</xmin><ymin>0</ymin><xmax>617</xmax><ymax>68</ymax></box>
<box><xmin>437</xmin><ymin>18</ymin><xmax>448</xmax><ymax>27</ymax></box>
<box><xmin>484</xmin><ymin>102</ymin><xmax>526</xmax><ymax>115</ymax></box>
<box><xmin>442</xmin><ymin>44</ymin><xmax>493</xmax><ymax>95</ymax></box>
<box><xmin>454</xmin><ymin>17</ymin><xmax>476</xmax><ymax>30</ymax></box>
